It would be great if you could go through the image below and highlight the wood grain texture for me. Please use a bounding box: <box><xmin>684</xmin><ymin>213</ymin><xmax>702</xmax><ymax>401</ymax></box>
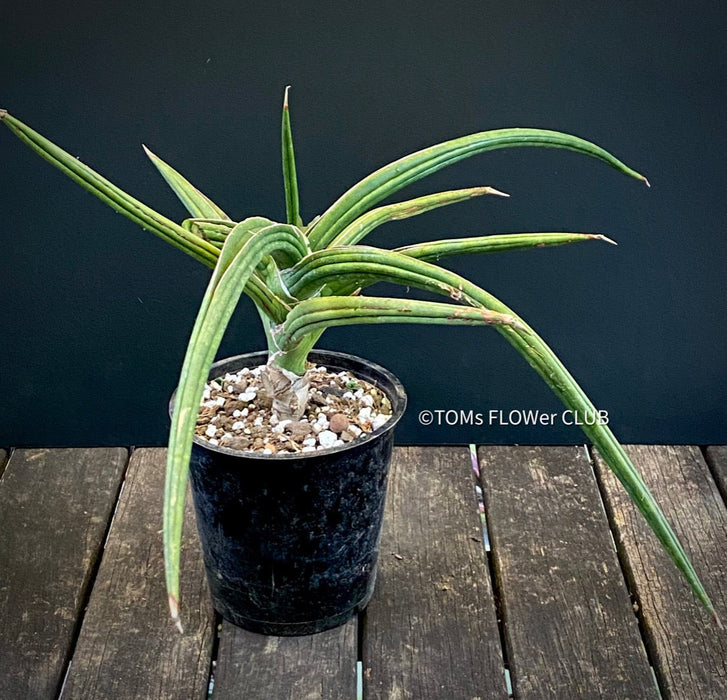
<box><xmin>60</xmin><ymin>448</ymin><xmax>215</xmax><ymax>700</ymax></box>
<box><xmin>0</xmin><ymin>448</ymin><xmax>128</xmax><ymax>699</ymax></box>
<box><xmin>594</xmin><ymin>445</ymin><xmax>727</xmax><ymax>699</ymax></box>
<box><xmin>213</xmin><ymin>618</ymin><xmax>357</xmax><ymax>699</ymax></box>
<box><xmin>478</xmin><ymin>445</ymin><xmax>657</xmax><ymax>700</ymax></box>
<box><xmin>704</xmin><ymin>445</ymin><xmax>727</xmax><ymax>503</ymax></box>
<box><xmin>363</xmin><ymin>446</ymin><xmax>508</xmax><ymax>700</ymax></box>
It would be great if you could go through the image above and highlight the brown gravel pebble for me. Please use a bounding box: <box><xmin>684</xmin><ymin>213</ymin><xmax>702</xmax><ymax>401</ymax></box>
<box><xmin>195</xmin><ymin>362</ymin><xmax>393</xmax><ymax>455</ymax></box>
<box><xmin>328</xmin><ymin>413</ymin><xmax>349</xmax><ymax>434</ymax></box>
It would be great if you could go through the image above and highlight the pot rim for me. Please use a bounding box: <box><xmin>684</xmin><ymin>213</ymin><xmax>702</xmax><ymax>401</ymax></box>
<box><xmin>170</xmin><ymin>349</ymin><xmax>408</xmax><ymax>461</ymax></box>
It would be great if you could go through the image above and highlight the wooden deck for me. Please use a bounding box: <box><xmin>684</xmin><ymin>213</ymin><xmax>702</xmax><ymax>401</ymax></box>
<box><xmin>0</xmin><ymin>445</ymin><xmax>725</xmax><ymax>699</ymax></box>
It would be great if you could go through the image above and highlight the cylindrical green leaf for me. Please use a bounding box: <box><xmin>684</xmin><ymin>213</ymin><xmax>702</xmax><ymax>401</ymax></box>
<box><xmin>1</xmin><ymin>111</ymin><xmax>219</xmax><ymax>267</ymax></box>
<box><xmin>283</xmin><ymin>244</ymin><xmax>715</xmax><ymax>619</ymax></box>
<box><xmin>275</xmin><ymin>294</ymin><xmax>518</xmax><ymax>349</ymax></box>
<box><xmin>164</xmin><ymin>221</ymin><xmax>309</xmax><ymax>628</ymax></box>
<box><xmin>308</xmin><ymin>128</ymin><xmax>647</xmax><ymax>249</ymax></box>
<box><xmin>281</xmin><ymin>87</ymin><xmax>303</xmax><ymax>228</ymax></box>
<box><xmin>396</xmin><ymin>232</ymin><xmax>615</xmax><ymax>261</ymax></box>
<box><xmin>329</xmin><ymin>186</ymin><xmax>508</xmax><ymax>248</ymax></box>
<box><xmin>144</xmin><ymin>145</ymin><xmax>231</xmax><ymax>220</ymax></box>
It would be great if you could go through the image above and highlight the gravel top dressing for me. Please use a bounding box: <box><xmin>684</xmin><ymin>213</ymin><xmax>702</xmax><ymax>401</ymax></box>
<box><xmin>195</xmin><ymin>363</ymin><xmax>393</xmax><ymax>454</ymax></box>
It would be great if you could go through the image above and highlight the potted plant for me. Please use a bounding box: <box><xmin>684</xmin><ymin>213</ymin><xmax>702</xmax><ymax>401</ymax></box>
<box><xmin>1</xmin><ymin>89</ymin><xmax>718</xmax><ymax>635</ymax></box>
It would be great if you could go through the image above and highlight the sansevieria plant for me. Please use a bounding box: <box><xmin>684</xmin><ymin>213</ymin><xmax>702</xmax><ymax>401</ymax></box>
<box><xmin>1</xmin><ymin>89</ymin><xmax>719</xmax><ymax>631</ymax></box>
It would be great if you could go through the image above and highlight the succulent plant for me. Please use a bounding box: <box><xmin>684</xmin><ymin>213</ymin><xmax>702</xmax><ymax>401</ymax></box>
<box><xmin>1</xmin><ymin>89</ymin><xmax>717</xmax><ymax>631</ymax></box>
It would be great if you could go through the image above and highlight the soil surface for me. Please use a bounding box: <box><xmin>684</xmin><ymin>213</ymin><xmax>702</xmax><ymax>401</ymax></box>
<box><xmin>195</xmin><ymin>363</ymin><xmax>393</xmax><ymax>454</ymax></box>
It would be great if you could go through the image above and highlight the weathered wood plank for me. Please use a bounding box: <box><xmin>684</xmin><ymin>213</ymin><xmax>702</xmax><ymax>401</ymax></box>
<box><xmin>364</xmin><ymin>446</ymin><xmax>508</xmax><ymax>699</ymax></box>
<box><xmin>61</xmin><ymin>448</ymin><xmax>214</xmax><ymax>700</ymax></box>
<box><xmin>0</xmin><ymin>448</ymin><xmax>128</xmax><ymax>699</ymax></box>
<box><xmin>213</xmin><ymin>618</ymin><xmax>357</xmax><ymax>699</ymax></box>
<box><xmin>704</xmin><ymin>445</ymin><xmax>727</xmax><ymax>502</ymax></box>
<box><xmin>594</xmin><ymin>445</ymin><xmax>727</xmax><ymax>699</ymax></box>
<box><xmin>478</xmin><ymin>445</ymin><xmax>657</xmax><ymax>699</ymax></box>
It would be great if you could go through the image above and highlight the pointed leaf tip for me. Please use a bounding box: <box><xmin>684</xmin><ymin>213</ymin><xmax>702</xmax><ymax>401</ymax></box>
<box><xmin>595</xmin><ymin>234</ymin><xmax>618</xmax><ymax>246</ymax></box>
<box><xmin>485</xmin><ymin>186</ymin><xmax>510</xmax><ymax>198</ymax></box>
<box><xmin>284</xmin><ymin>85</ymin><xmax>291</xmax><ymax>110</ymax></box>
<box><xmin>715</xmin><ymin>611</ymin><xmax>724</xmax><ymax>631</ymax></box>
<box><xmin>642</xmin><ymin>175</ymin><xmax>651</xmax><ymax>188</ymax></box>
<box><xmin>169</xmin><ymin>593</ymin><xmax>184</xmax><ymax>634</ymax></box>
<box><xmin>0</xmin><ymin>109</ymin><xmax>7</xmax><ymax>119</ymax></box>
<box><xmin>141</xmin><ymin>144</ymin><xmax>162</xmax><ymax>166</ymax></box>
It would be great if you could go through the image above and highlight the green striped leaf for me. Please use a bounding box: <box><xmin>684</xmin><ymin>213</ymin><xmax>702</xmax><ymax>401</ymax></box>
<box><xmin>396</xmin><ymin>232</ymin><xmax>616</xmax><ymax>261</ymax></box>
<box><xmin>281</xmin><ymin>87</ymin><xmax>303</xmax><ymax>227</ymax></box>
<box><xmin>164</xmin><ymin>220</ymin><xmax>309</xmax><ymax>629</ymax></box>
<box><xmin>308</xmin><ymin>128</ymin><xmax>648</xmax><ymax>249</ymax></box>
<box><xmin>329</xmin><ymin>186</ymin><xmax>508</xmax><ymax>247</ymax></box>
<box><xmin>1</xmin><ymin>111</ymin><xmax>219</xmax><ymax>267</ymax></box>
<box><xmin>281</xmin><ymin>244</ymin><xmax>716</xmax><ymax>620</ymax></box>
<box><xmin>143</xmin><ymin>145</ymin><xmax>231</xmax><ymax>220</ymax></box>
<box><xmin>275</xmin><ymin>294</ymin><xmax>520</xmax><ymax>350</ymax></box>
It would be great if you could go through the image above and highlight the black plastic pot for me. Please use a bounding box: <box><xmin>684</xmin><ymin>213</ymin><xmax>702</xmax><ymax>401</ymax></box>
<box><xmin>180</xmin><ymin>350</ymin><xmax>407</xmax><ymax>636</ymax></box>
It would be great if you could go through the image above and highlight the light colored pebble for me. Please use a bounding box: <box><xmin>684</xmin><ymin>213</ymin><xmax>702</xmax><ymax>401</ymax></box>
<box><xmin>317</xmin><ymin>430</ymin><xmax>338</xmax><ymax>448</ymax></box>
<box><xmin>372</xmin><ymin>414</ymin><xmax>391</xmax><ymax>430</ymax></box>
<box><xmin>357</xmin><ymin>406</ymin><xmax>372</xmax><ymax>423</ymax></box>
<box><xmin>200</xmin><ymin>361</ymin><xmax>393</xmax><ymax>455</ymax></box>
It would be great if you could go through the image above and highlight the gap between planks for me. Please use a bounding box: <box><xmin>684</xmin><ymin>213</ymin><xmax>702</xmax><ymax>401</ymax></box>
<box><xmin>477</xmin><ymin>445</ymin><xmax>659</xmax><ymax>699</ymax></box>
<box><xmin>592</xmin><ymin>445</ymin><xmax>727</xmax><ymax>699</ymax></box>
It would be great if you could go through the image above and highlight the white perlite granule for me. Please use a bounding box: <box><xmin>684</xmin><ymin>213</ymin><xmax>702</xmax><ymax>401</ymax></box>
<box><xmin>195</xmin><ymin>362</ymin><xmax>394</xmax><ymax>455</ymax></box>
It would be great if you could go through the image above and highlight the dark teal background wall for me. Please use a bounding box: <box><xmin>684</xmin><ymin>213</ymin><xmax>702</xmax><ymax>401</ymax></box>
<box><xmin>1</xmin><ymin>1</ymin><xmax>725</xmax><ymax>446</ymax></box>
